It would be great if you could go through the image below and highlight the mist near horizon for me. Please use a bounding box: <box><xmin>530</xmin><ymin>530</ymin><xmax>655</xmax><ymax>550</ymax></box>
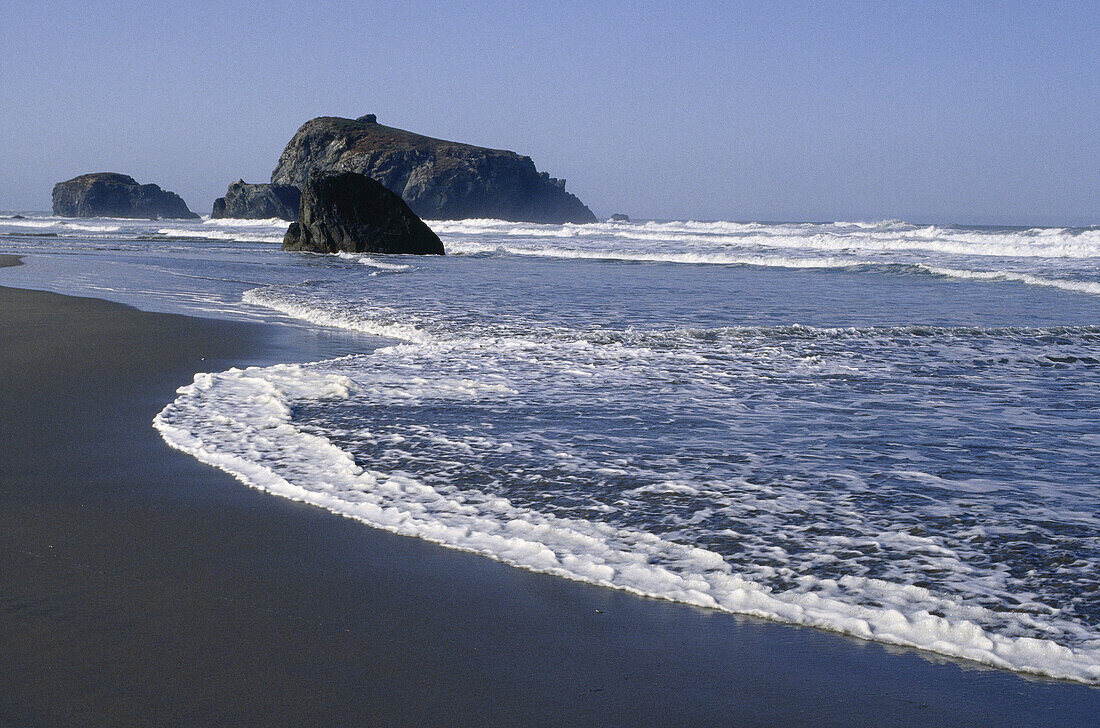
<box><xmin>0</xmin><ymin>1</ymin><xmax>1096</xmax><ymax>226</ymax></box>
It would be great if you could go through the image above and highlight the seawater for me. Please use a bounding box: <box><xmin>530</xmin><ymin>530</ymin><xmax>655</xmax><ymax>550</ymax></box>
<box><xmin>2</xmin><ymin>214</ymin><xmax>1099</xmax><ymax>684</ymax></box>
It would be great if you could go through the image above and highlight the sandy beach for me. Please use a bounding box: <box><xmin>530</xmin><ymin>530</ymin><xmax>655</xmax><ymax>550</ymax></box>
<box><xmin>1</xmin><ymin>258</ymin><xmax>1097</xmax><ymax>726</ymax></box>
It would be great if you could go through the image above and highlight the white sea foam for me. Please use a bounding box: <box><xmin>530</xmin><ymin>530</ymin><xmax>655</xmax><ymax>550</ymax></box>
<box><xmin>446</xmin><ymin>239</ymin><xmax>872</xmax><ymax>269</ymax></box>
<box><xmin>442</xmin><ymin>240</ymin><xmax>1100</xmax><ymax>296</ymax></box>
<box><xmin>242</xmin><ymin>286</ymin><xmax>430</xmax><ymax>343</ymax></box>
<box><xmin>434</xmin><ymin>218</ymin><xmax>1100</xmax><ymax>259</ymax></box>
<box><xmin>919</xmin><ymin>265</ymin><xmax>1100</xmax><ymax>295</ymax></box>
<box><xmin>201</xmin><ymin>216</ymin><xmax>294</xmax><ymax>228</ymax></box>
<box><xmin>334</xmin><ymin>252</ymin><xmax>412</xmax><ymax>271</ymax></box>
<box><xmin>155</xmin><ymin>357</ymin><xmax>1100</xmax><ymax>684</ymax></box>
<box><xmin>0</xmin><ymin>217</ymin><xmax>125</xmax><ymax>233</ymax></box>
<box><xmin>155</xmin><ymin>226</ymin><xmax>287</xmax><ymax>244</ymax></box>
<box><xmin>0</xmin><ymin>214</ymin><xmax>291</xmax><ymax>244</ymax></box>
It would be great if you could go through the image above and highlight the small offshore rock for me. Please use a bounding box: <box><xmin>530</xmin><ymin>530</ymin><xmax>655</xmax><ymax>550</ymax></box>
<box><xmin>609</xmin><ymin>213</ymin><xmax>630</xmax><ymax>222</ymax></box>
<box><xmin>211</xmin><ymin>180</ymin><xmax>301</xmax><ymax>220</ymax></box>
<box><xmin>282</xmin><ymin>170</ymin><xmax>444</xmax><ymax>255</ymax></box>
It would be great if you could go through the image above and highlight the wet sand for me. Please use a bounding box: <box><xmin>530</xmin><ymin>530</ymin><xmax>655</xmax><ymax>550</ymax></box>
<box><xmin>0</xmin><ymin>272</ymin><xmax>1096</xmax><ymax>726</ymax></box>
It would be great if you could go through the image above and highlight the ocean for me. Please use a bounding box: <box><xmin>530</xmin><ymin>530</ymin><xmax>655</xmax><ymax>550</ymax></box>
<box><xmin>1</xmin><ymin>213</ymin><xmax>1098</xmax><ymax>685</ymax></box>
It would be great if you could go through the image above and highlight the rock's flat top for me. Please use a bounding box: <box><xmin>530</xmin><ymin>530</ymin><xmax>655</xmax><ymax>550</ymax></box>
<box><xmin>66</xmin><ymin>172</ymin><xmax>141</xmax><ymax>186</ymax></box>
<box><xmin>52</xmin><ymin>172</ymin><xmax>199</xmax><ymax>219</ymax></box>
<box><xmin>271</xmin><ymin>116</ymin><xmax>597</xmax><ymax>224</ymax></box>
<box><xmin>282</xmin><ymin>170</ymin><xmax>444</xmax><ymax>256</ymax></box>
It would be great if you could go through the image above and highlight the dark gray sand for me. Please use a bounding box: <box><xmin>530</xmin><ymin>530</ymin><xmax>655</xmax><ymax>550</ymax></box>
<box><xmin>0</xmin><ymin>275</ymin><xmax>1097</xmax><ymax>727</ymax></box>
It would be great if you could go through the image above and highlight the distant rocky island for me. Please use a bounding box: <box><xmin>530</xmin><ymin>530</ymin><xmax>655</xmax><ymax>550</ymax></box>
<box><xmin>217</xmin><ymin>114</ymin><xmax>596</xmax><ymax>224</ymax></box>
<box><xmin>52</xmin><ymin>173</ymin><xmax>198</xmax><ymax>219</ymax></box>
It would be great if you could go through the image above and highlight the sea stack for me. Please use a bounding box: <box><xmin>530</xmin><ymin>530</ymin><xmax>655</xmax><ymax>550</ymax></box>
<box><xmin>211</xmin><ymin>180</ymin><xmax>301</xmax><ymax>220</ymax></box>
<box><xmin>282</xmin><ymin>170</ymin><xmax>444</xmax><ymax>255</ymax></box>
<box><xmin>271</xmin><ymin>114</ymin><xmax>597</xmax><ymax>224</ymax></box>
<box><xmin>52</xmin><ymin>173</ymin><xmax>198</xmax><ymax>219</ymax></box>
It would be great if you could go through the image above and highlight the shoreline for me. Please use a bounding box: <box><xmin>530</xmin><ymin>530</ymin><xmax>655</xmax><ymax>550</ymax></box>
<box><xmin>0</xmin><ymin>277</ymin><xmax>1096</xmax><ymax>726</ymax></box>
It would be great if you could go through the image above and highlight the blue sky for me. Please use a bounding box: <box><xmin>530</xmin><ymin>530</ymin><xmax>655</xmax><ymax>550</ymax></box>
<box><xmin>1</xmin><ymin>1</ymin><xmax>1096</xmax><ymax>225</ymax></box>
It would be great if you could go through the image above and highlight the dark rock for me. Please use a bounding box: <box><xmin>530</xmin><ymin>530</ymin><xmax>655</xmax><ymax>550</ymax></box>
<box><xmin>610</xmin><ymin>213</ymin><xmax>630</xmax><ymax>222</ymax></box>
<box><xmin>282</xmin><ymin>170</ymin><xmax>444</xmax><ymax>256</ymax></box>
<box><xmin>51</xmin><ymin>173</ymin><xmax>198</xmax><ymax>219</ymax></box>
<box><xmin>271</xmin><ymin>115</ymin><xmax>597</xmax><ymax>224</ymax></box>
<box><xmin>10</xmin><ymin>214</ymin><xmax>25</xmax><ymax>219</ymax></box>
<box><xmin>211</xmin><ymin>180</ymin><xmax>301</xmax><ymax>220</ymax></box>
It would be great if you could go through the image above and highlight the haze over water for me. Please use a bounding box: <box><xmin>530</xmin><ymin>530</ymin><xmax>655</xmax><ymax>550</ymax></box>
<box><xmin>2</xmin><ymin>214</ymin><xmax>1099</xmax><ymax>684</ymax></box>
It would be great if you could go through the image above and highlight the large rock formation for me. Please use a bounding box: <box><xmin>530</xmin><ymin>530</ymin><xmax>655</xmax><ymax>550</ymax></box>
<box><xmin>211</xmin><ymin>180</ymin><xmax>301</xmax><ymax>220</ymax></box>
<box><xmin>52</xmin><ymin>173</ymin><xmax>198</xmax><ymax>219</ymax></box>
<box><xmin>282</xmin><ymin>170</ymin><xmax>444</xmax><ymax>255</ymax></box>
<box><xmin>271</xmin><ymin>115</ymin><xmax>597</xmax><ymax>224</ymax></box>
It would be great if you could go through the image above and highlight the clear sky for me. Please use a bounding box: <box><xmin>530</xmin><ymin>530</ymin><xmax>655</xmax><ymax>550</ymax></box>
<box><xmin>1</xmin><ymin>1</ymin><xmax>1096</xmax><ymax>225</ymax></box>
